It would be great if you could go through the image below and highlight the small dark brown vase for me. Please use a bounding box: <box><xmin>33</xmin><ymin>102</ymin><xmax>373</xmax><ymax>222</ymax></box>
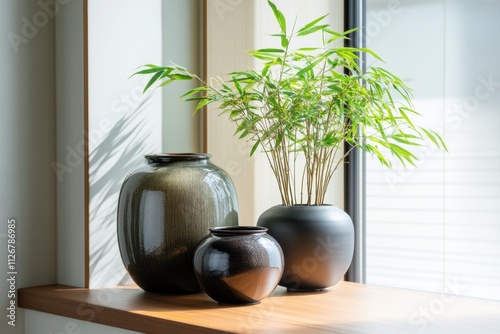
<box><xmin>193</xmin><ymin>226</ymin><xmax>284</xmax><ymax>304</ymax></box>
<box><xmin>117</xmin><ymin>153</ymin><xmax>238</xmax><ymax>294</ymax></box>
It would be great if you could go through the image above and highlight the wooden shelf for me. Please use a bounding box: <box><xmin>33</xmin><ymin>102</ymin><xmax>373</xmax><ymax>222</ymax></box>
<box><xmin>19</xmin><ymin>281</ymin><xmax>500</xmax><ymax>333</ymax></box>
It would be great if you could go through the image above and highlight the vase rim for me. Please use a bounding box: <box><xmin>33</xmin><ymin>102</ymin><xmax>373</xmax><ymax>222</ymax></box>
<box><xmin>209</xmin><ymin>226</ymin><xmax>267</xmax><ymax>236</ymax></box>
<box><xmin>145</xmin><ymin>153</ymin><xmax>211</xmax><ymax>163</ymax></box>
<box><xmin>275</xmin><ymin>204</ymin><xmax>334</xmax><ymax>207</ymax></box>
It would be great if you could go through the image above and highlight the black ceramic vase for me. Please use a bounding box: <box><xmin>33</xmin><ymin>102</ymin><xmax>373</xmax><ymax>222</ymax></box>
<box><xmin>257</xmin><ymin>205</ymin><xmax>354</xmax><ymax>291</ymax></box>
<box><xmin>117</xmin><ymin>153</ymin><xmax>238</xmax><ymax>294</ymax></box>
<box><xmin>193</xmin><ymin>226</ymin><xmax>284</xmax><ymax>304</ymax></box>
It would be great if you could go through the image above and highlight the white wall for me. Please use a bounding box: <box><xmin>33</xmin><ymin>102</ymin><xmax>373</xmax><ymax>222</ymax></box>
<box><xmin>0</xmin><ymin>1</ymin><xmax>57</xmax><ymax>333</ymax></box>
<box><xmin>21</xmin><ymin>0</ymin><xmax>199</xmax><ymax>332</ymax></box>
<box><xmin>87</xmin><ymin>0</ymin><xmax>205</xmax><ymax>289</ymax></box>
<box><xmin>162</xmin><ymin>0</ymin><xmax>203</xmax><ymax>152</ymax></box>
<box><xmin>206</xmin><ymin>0</ymin><xmax>257</xmax><ymax>226</ymax></box>
<box><xmin>87</xmin><ymin>0</ymin><xmax>164</xmax><ymax>289</ymax></box>
<box><xmin>56</xmin><ymin>0</ymin><xmax>86</xmax><ymax>288</ymax></box>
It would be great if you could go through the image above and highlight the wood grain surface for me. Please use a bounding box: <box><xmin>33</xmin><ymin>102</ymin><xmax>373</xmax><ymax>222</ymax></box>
<box><xmin>19</xmin><ymin>281</ymin><xmax>500</xmax><ymax>333</ymax></box>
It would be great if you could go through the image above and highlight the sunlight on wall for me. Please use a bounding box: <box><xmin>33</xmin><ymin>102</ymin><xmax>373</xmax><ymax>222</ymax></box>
<box><xmin>87</xmin><ymin>0</ymin><xmax>163</xmax><ymax>288</ymax></box>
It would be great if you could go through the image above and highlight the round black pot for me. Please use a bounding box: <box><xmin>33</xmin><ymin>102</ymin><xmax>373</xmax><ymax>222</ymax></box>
<box><xmin>117</xmin><ymin>153</ymin><xmax>239</xmax><ymax>294</ymax></box>
<box><xmin>193</xmin><ymin>226</ymin><xmax>284</xmax><ymax>304</ymax></box>
<box><xmin>257</xmin><ymin>205</ymin><xmax>354</xmax><ymax>291</ymax></box>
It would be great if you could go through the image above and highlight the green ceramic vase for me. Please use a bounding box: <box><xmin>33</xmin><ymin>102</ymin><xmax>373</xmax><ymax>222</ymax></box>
<box><xmin>117</xmin><ymin>153</ymin><xmax>239</xmax><ymax>293</ymax></box>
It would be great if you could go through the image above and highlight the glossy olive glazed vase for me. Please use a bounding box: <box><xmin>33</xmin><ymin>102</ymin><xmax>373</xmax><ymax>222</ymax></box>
<box><xmin>117</xmin><ymin>154</ymin><xmax>238</xmax><ymax>294</ymax></box>
<box><xmin>193</xmin><ymin>226</ymin><xmax>284</xmax><ymax>304</ymax></box>
<box><xmin>257</xmin><ymin>205</ymin><xmax>354</xmax><ymax>291</ymax></box>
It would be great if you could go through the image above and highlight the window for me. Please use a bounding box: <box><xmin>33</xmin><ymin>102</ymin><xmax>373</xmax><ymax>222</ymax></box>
<box><xmin>364</xmin><ymin>0</ymin><xmax>500</xmax><ymax>300</ymax></box>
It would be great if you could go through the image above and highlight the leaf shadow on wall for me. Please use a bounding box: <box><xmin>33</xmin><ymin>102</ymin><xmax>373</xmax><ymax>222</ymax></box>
<box><xmin>89</xmin><ymin>97</ymin><xmax>157</xmax><ymax>288</ymax></box>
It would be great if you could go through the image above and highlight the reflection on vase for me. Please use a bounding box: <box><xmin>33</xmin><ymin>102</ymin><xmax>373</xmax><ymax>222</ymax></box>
<box><xmin>194</xmin><ymin>226</ymin><xmax>284</xmax><ymax>304</ymax></box>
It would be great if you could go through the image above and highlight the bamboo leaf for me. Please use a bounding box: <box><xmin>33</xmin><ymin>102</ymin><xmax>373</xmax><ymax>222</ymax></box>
<box><xmin>238</xmin><ymin>129</ymin><xmax>249</xmax><ymax>139</ymax></box>
<box><xmin>184</xmin><ymin>97</ymin><xmax>205</xmax><ymax>101</ymax></box>
<box><xmin>275</xmin><ymin>131</ymin><xmax>284</xmax><ymax>148</ymax></box>
<box><xmin>222</xmin><ymin>83</ymin><xmax>232</xmax><ymax>91</ymax></box>
<box><xmin>255</xmin><ymin>48</ymin><xmax>285</xmax><ymax>53</ymax></box>
<box><xmin>398</xmin><ymin>107</ymin><xmax>416</xmax><ymax>130</ymax></box>
<box><xmin>194</xmin><ymin>99</ymin><xmax>209</xmax><ymax>112</ymax></box>
<box><xmin>297</xmin><ymin>14</ymin><xmax>329</xmax><ymax>34</ymax></box>
<box><xmin>229</xmin><ymin>109</ymin><xmax>240</xmax><ymax>118</ymax></box>
<box><xmin>419</xmin><ymin>127</ymin><xmax>446</xmax><ymax>150</ymax></box>
<box><xmin>170</xmin><ymin>73</ymin><xmax>193</xmax><ymax>80</ymax></box>
<box><xmin>280</xmin><ymin>35</ymin><xmax>289</xmax><ymax>48</ymax></box>
<box><xmin>143</xmin><ymin>71</ymin><xmax>163</xmax><ymax>92</ymax></box>
<box><xmin>143</xmin><ymin>64</ymin><xmax>161</xmax><ymax>68</ymax></box>
<box><xmin>365</xmin><ymin>143</ymin><xmax>391</xmax><ymax>167</ymax></box>
<box><xmin>159</xmin><ymin>68</ymin><xmax>173</xmax><ymax>79</ymax></box>
<box><xmin>324</xmin><ymin>29</ymin><xmax>350</xmax><ymax>43</ymax></box>
<box><xmin>342</xmin><ymin>27</ymin><xmax>360</xmax><ymax>36</ymax></box>
<box><xmin>262</xmin><ymin>65</ymin><xmax>270</xmax><ymax>76</ymax></box>
<box><xmin>360</xmin><ymin>47</ymin><xmax>384</xmax><ymax>61</ymax></box>
<box><xmin>250</xmin><ymin>140</ymin><xmax>260</xmax><ymax>156</ymax></box>
<box><xmin>248</xmin><ymin>52</ymin><xmax>277</xmax><ymax>61</ymax></box>
<box><xmin>389</xmin><ymin>134</ymin><xmax>420</xmax><ymax>146</ymax></box>
<box><xmin>267</xmin><ymin>0</ymin><xmax>286</xmax><ymax>34</ymax></box>
<box><xmin>180</xmin><ymin>86</ymin><xmax>207</xmax><ymax>98</ymax></box>
<box><xmin>130</xmin><ymin>67</ymin><xmax>166</xmax><ymax>78</ymax></box>
<box><xmin>297</xmin><ymin>24</ymin><xmax>329</xmax><ymax>37</ymax></box>
<box><xmin>390</xmin><ymin>143</ymin><xmax>418</xmax><ymax>166</ymax></box>
<box><xmin>296</xmin><ymin>58</ymin><xmax>322</xmax><ymax>77</ymax></box>
<box><xmin>158</xmin><ymin>78</ymin><xmax>174</xmax><ymax>87</ymax></box>
<box><xmin>298</xmin><ymin>47</ymin><xmax>319</xmax><ymax>52</ymax></box>
<box><xmin>435</xmin><ymin>131</ymin><xmax>448</xmax><ymax>151</ymax></box>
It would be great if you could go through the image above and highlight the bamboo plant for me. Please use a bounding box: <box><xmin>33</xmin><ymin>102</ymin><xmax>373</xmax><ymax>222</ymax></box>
<box><xmin>132</xmin><ymin>0</ymin><xmax>446</xmax><ymax>206</ymax></box>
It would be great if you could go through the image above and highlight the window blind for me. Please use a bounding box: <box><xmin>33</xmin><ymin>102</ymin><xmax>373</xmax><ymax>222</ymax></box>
<box><xmin>365</xmin><ymin>0</ymin><xmax>500</xmax><ymax>301</ymax></box>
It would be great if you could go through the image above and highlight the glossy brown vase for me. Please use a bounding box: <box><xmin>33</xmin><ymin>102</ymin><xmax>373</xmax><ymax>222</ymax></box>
<box><xmin>257</xmin><ymin>205</ymin><xmax>354</xmax><ymax>291</ymax></box>
<box><xmin>117</xmin><ymin>153</ymin><xmax>238</xmax><ymax>294</ymax></box>
<box><xmin>193</xmin><ymin>226</ymin><xmax>284</xmax><ymax>304</ymax></box>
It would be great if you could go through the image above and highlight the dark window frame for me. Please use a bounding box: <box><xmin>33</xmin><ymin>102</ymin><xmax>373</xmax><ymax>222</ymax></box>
<box><xmin>344</xmin><ymin>0</ymin><xmax>367</xmax><ymax>283</ymax></box>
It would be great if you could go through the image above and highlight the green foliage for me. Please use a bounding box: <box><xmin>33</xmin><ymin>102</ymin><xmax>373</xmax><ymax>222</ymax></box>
<box><xmin>132</xmin><ymin>1</ymin><xmax>446</xmax><ymax>206</ymax></box>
